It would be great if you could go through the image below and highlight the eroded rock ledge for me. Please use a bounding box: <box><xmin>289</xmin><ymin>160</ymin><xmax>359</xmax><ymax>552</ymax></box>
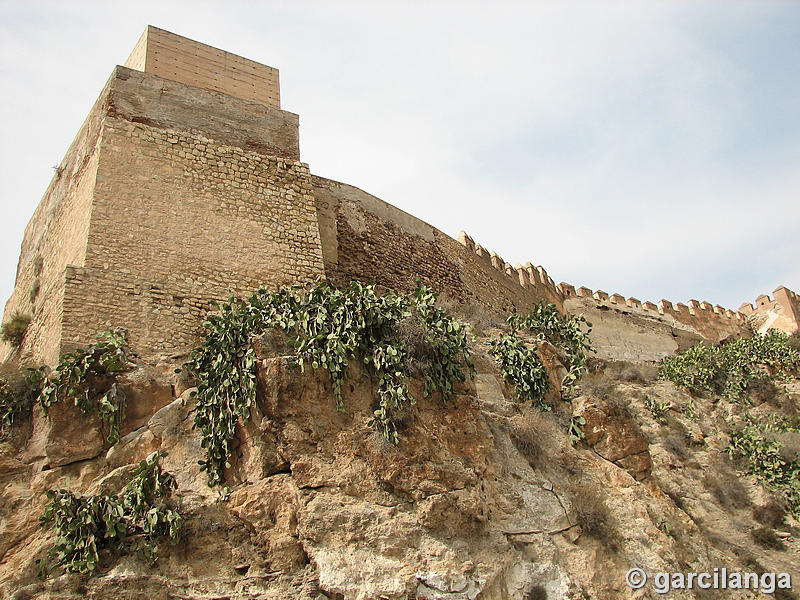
<box><xmin>2</xmin><ymin>339</ymin><xmax>798</xmax><ymax>599</ymax></box>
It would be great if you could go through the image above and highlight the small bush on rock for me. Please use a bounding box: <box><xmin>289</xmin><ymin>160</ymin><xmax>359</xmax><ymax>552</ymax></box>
<box><xmin>40</xmin><ymin>451</ymin><xmax>182</xmax><ymax>574</ymax></box>
<box><xmin>0</xmin><ymin>364</ymin><xmax>46</xmax><ymax>437</ymax></box>
<box><xmin>750</xmin><ymin>526</ymin><xmax>786</xmax><ymax>551</ymax></box>
<box><xmin>490</xmin><ymin>334</ymin><xmax>551</xmax><ymax>408</ymax></box>
<box><xmin>509</xmin><ymin>419</ymin><xmax>545</xmax><ymax>468</ymax></box>
<box><xmin>752</xmin><ymin>498</ymin><xmax>787</xmax><ymax>528</ymax></box>
<box><xmin>490</xmin><ymin>302</ymin><xmax>594</xmax><ymax>407</ymax></box>
<box><xmin>728</xmin><ymin>416</ymin><xmax>800</xmax><ymax>517</ymax></box>
<box><xmin>507</xmin><ymin>302</ymin><xmax>595</xmax><ymax>397</ymax></box>
<box><xmin>1</xmin><ymin>312</ymin><xmax>31</xmax><ymax>349</ymax></box>
<box><xmin>644</xmin><ymin>395</ymin><xmax>671</xmax><ymax>424</ymax></box>
<box><xmin>659</xmin><ymin>331</ymin><xmax>800</xmax><ymax>403</ymax></box>
<box><xmin>38</xmin><ymin>329</ymin><xmax>132</xmax><ymax>444</ymax></box>
<box><xmin>570</xmin><ymin>483</ymin><xmax>617</xmax><ymax>548</ymax></box>
<box><xmin>788</xmin><ymin>330</ymin><xmax>800</xmax><ymax>353</ymax></box>
<box><xmin>703</xmin><ymin>463</ymin><xmax>750</xmax><ymax>510</ymax></box>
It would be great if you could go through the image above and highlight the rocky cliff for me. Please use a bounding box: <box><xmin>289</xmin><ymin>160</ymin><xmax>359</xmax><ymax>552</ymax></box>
<box><xmin>1</xmin><ymin>319</ymin><xmax>799</xmax><ymax>600</ymax></box>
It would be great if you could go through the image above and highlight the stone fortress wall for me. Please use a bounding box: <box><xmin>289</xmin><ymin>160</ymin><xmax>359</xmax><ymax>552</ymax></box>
<box><xmin>1</xmin><ymin>26</ymin><xmax>797</xmax><ymax>366</ymax></box>
<box><xmin>1</xmin><ymin>28</ymin><xmax>323</xmax><ymax>365</ymax></box>
<box><xmin>739</xmin><ymin>286</ymin><xmax>800</xmax><ymax>336</ymax></box>
<box><xmin>451</xmin><ymin>232</ymin><xmax>794</xmax><ymax>361</ymax></box>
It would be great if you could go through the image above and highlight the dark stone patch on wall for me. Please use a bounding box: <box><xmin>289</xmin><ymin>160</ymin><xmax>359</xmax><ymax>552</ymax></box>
<box><xmin>330</xmin><ymin>206</ymin><xmax>468</xmax><ymax>299</ymax></box>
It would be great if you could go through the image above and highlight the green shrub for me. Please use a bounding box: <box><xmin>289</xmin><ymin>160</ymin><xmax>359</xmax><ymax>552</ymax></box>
<box><xmin>658</xmin><ymin>343</ymin><xmax>719</xmax><ymax>394</ymax></box>
<box><xmin>507</xmin><ymin>302</ymin><xmax>595</xmax><ymax>397</ymax></box>
<box><xmin>568</xmin><ymin>415</ymin><xmax>586</xmax><ymax>445</ymax></box>
<box><xmin>644</xmin><ymin>395</ymin><xmax>671</xmax><ymax>424</ymax></box>
<box><xmin>1</xmin><ymin>312</ymin><xmax>31</xmax><ymax>349</ymax></box>
<box><xmin>40</xmin><ymin>451</ymin><xmax>182</xmax><ymax>573</ymax></box>
<box><xmin>38</xmin><ymin>329</ymin><xmax>132</xmax><ymax>443</ymax></box>
<box><xmin>659</xmin><ymin>331</ymin><xmax>800</xmax><ymax>403</ymax></box>
<box><xmin>728</xmin><ymin>416</ymin><xmax>800</xmax><ymax>516</ymax></box>
<box><xmin>0</xmin><ymin>365</ymin><xmax>46</xmax><ymax>436</ymax></box>
<box><xmin>186</xmin><ymin>281</ymin><xmax>474</xmax><ymax>487</ymax></box>
<box><xmin>489</xmin><ymin>334</ymin><xmax>551</xmax><ymax>407</ymax></box>
<box><xmin>489</xmin><ymin>303</ymin><xmax>593</xmax><ymax>446</ymax></box>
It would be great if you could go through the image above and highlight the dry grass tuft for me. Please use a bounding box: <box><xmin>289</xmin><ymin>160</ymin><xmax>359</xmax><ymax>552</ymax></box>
<box><xmin>703</xmin><ymin>458</ymin><xmax>750</xmax><ymax>510</ymax></box>
<box><xmin>570</xmin><ymin>483</ymin><xmax>617</xmax><ymax>548</ymax></box>
<box><xmin>1</xmin><ymin>313</ymin><xmax>31</xmax><ymax>349</ymax></box>
<box><xmin>752</xmin><ymin>498</ymin><xmax>788</xmax><ymax>528</ymax></box>
<box><xmin>750</xmin><ymin>526</ymin><xmax>787</xmax><ymax>551</ymax></box>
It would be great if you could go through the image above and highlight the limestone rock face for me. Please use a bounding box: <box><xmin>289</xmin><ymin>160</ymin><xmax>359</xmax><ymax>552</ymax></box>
<box><xmin>1</xmin><ymin>347</ymin><xmax>798</xmax><ymax>600</ymax></box>
<box><xmin>116</xmin><ymin>366</ymin><xmax>175</xmax><ymax>435</ymax></box>
<box><xmin>572</xmin><ymin>395</ymin><xmax>653</xmax><ymax>480</ymax></box>
<box><xmin>31</xmin><ymin>402</ymin><xmax>105</xmax><ymax>468</ymax></box>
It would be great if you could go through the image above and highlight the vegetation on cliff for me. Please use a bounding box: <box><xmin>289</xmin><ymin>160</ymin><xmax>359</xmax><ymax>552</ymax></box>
<box><xmin>658</xmin><ymin>330</ymin><xmax>800</xmax><ymax>402</ymax></box>
<box><xmin>0</xmin><ymin>329</ymin><xmax>131</xmax><ymax>442</ymax></box>
<box><xmin>2</xmin><ymin>285</ymin><xmax>799</xmax><ymax>597</ymax></box>
<box><xmin>38</xmin><ymin>329</ymin><xmax>132</xmax><ymax>443</ymax></box>
<box><xmin>40</xmin><ymin>451</ymin><xmax>182</xmax><ymax>574</ymax></box>
<box><xmin>186</xmin><ymin>280</ymin><xmax>474</xmax><ymax>487</ymax></box>
<box><xmin>507</xmin><ymin>304</ymin><xmax>595</xmax><ymax>396</ymax></box>
<box><xmin>659</xmin><ymin>330</ymin><xmax>800</xmax><ymax>515</ymax></box>
<box><xmin>0</xmin><ymin>311</ymin><xmax>31</xmax><ymax>349</ymax></box>
<box><xmin>489</xmin><ymin>301</ymin><xmax>594</xmax><ymax>408</ymax></box>
<box><xmin>0</xmin><ymin>364</ymin><xmax>44</xmax><ymax>435</ymax></box>
<box><xmin>729</xmin><ymin>416</ymin><xmax>800</xmax><ymax>517</ymax></box>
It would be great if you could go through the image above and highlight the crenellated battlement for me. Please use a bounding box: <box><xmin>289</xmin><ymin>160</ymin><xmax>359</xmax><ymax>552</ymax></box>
<box><xmin>457</xmin><ymin>231</ymin><xmax>561</xmax><ymax>300</ymax></box>
<box><xmin>738</xmin><ymin>286</ymin><xmax>800</xmax><ymax>334</ymax></box>
<box><xmin>453</xmin><ymin>231</ymin><xmax>799</xmax><ymax>347</ymax></box>
<box><xmin>562</xmin><ymin>283</ymin><xmax>746</xmax><ymax>322</ymax></box>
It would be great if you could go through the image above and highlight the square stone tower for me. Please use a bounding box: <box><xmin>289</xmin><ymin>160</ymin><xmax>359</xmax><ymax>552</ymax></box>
<box><xmin>1</xmin><ymin>26</ymin><xmax>325</xmax><ymax>364</ymax></box>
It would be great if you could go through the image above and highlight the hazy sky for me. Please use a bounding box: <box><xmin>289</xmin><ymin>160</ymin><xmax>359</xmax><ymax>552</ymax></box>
<box><xmin>1</xmin><ymin>1</ymin><xmax>799</xmax><ymax>311</ymax></box>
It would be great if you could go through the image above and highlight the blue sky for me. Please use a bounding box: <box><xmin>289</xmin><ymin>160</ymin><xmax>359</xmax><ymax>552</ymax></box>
<box><xmin>1</xmin><ymin>1</ymin><xmax>798</xmax><ymax>312</ymax></box>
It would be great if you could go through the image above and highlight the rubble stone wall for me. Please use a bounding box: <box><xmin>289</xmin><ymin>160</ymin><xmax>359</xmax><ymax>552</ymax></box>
<box><xmin>1</xmin><ymin>66</ymin><xmax>324</xmax><ymax>362</ymax></box>
<box><xmin>313</xmin><ymin>176</ymin><xmax>563</xmax><ymax>314</ymax></box>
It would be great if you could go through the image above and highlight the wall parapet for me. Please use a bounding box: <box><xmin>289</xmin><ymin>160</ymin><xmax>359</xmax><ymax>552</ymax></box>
<box><xmin>453</xmin><ymin>231</ymin><xmax>789</xmax><ymax>342</ymax></box>
<box><xmin>563</xmin><ymin>282</ymin><xmax>746</xmax><ymax>322</ymax></box>
<box><xmin>739</xmin><ymin>286</ymin><xmax>800</xmax><ymax>334</ymax></box>
<box><xmin>452</xmin><ymin>232</ymin><xmax>798</xmax><ymax>342</ymax></box>
<box><xmin>457</xmin><ymin>231</ymin><xmax>562</xmax><ymax>306</ymax></box>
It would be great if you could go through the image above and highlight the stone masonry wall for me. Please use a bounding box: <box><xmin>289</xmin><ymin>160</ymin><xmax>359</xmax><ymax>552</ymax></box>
<box><xmin>107</xmin><ymin>67</ymin><xmax>299</xmax><ymax>160</ymax></box>
<box><xmin>124</xmin><ymin>26</ymin><xmax>281</xmax><ymax>109</ymax></box>
<box><xmin>557</xmin><ymin>283</ymin><xmax>751</xmax><ymax>362</ymax></box>
<box><xmin>87</xmin><ymin>118</ymin><xmax>323</xmax><ymax>291</ymax></box>
<box><xmin>60</xmin><ymin>112</ymin><xmax>323</xmax><ymax>356</ymax></box>
<box><xmin>2</xmin><ymin>64</ymin><xmax>324</xmax><ymax>363</ymax></box>
<box><xmin>455</xmin><ymin>231</ymin><xmax>564</xmax><ymax>309</ymax></box>
<box><xmin>558</xmin><ymin>284</ymin><xmax>749</xmax><ymax>342</ymax></box>
<box><xmin>562</xmin><ymin>296</ymin><xmax>702</xmax><ymax>363</ymax></box>
<box><xmin>311</xmin><ymin>173</ymin><xmax>779</xmax><ymax>362</ymax></box>
<box><xmin>0</xmin><ymin>88</ymin><xmax>107</xmax><ymax>364</ymax></box>
<box><xmin>62</xmin><ymin>267</ymin><xmax>220</xmax><ymax>359</ymax></box>
<box><xmin>313</xmin><ymin>176</ymin><xmax>563</xmax><ymax>314</ymax></box>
